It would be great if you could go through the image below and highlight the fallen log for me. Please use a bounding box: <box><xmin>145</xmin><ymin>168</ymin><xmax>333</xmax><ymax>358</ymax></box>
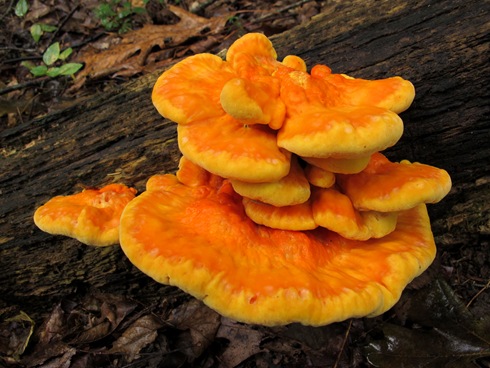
<box><xmin>1</xmin><ymin>0</ymin><xmax>488</xmax><ymax>323</ymax></box>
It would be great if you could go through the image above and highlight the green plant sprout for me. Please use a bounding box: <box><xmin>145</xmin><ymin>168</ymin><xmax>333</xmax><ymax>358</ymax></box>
<box><xmin>14</xmin><ymin>1</ymin><xmax>83</xmax><ymax>78</ymax></box>
<box><xmin>30</xmin><ymin>23</ymin><xmax>57</xmax><ymax>43</ymax></box>
<box><xmin>21</xmin><ymin>42</ymin><xmax>83</xmax><ymax>78</ymax></box>
<box><xmin>14</xmin><ymin>0</ymin><xmax>29</xmax><ymax>17</ymax></box>
<box><xmin>94</xmin><ymin>0</ymin><xmax>146</xmax><ymax>34</ymax></box>
<box><xmin>15</xmin><ymin>0</ymin><xmax>58</xmax><ymax>43</ymax></box>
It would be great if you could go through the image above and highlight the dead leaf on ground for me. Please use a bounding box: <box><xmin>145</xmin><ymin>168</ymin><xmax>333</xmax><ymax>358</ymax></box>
<box><xmin>72</xmin><ymin>5</ymin><xmax>231</xmax><ymax>91</ymax></box>
<box><xmin>20</xmin><ymin>292</ymin><xmax>139</xmax><ymax>367</ymax></box>
<box><xmin>66</xmin><ymin>292</ymin><xmax>138</xmax><ymax>344</ymax></box>
<box><xmin>365</xmin><ymin>279</ymin><xmax>490</xmax><ymax>367</ymax></box>
<box><xmin>22</xmin><ymin>340</ymin><xmax>76</xmax><ymax>368</ymax></box>
<box><xmin>108</xmin><ymin>314</ymin><xmax>163</xmax><ymax>362</ymax></box>
<box><xmin>216</xmin><ymin>318</ymin><xmax>263</xmax><ymax>367</ymax></box>
<box><xmin>24</xmin><ymin>0</ymin><xmax>51</xmax><ymax>23</ymax></box>
<box><xmin>166</xmin><ymin>299</ymin><xmax>221</xmax><ymax>362</ymax></box>
<box><xmin>35</xmin><ymin>346</ymin><xmax>77</xmax><ymax>368</ymax></box>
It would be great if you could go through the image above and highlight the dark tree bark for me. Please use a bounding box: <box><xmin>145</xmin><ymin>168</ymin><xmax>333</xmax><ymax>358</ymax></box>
<box><xmin>1</xmin><ymin>0</ymin><xmax>488</xmax><ymax>320</ymax></box>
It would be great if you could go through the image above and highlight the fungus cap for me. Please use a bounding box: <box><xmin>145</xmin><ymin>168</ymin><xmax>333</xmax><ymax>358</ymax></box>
<box><xmin>337</xmin><ymin>153</ymin><xmax>452</xmax><ymax>212</ymax></box>
<box><xmin>175</xmin><ymin>155</ymin><xmax>224</xmax><ymax>188</ymax></box>
<box><xmin>152</xmin><ymin>53</ymin><xmax>234</xmax><ymax>124</ymax></box>
<box><xmin>230</xmin><ymin>156</ymin><xmax>310</xmax><ymax>207</ymax></box>
<box><xmin>311</xmin><ymin>187</ymin><xmax>398</xmax><ymax>240</ymax></box>
<box><xmin>225</xmin><ymin>32</ymin><xmax>279</xmax><ymax>77</ymax></box>
<box><xmin>304</xmin><ymin>164</ymin><xmax>336</xmax><ymax>188</ymax></box>
<box><xmin>276</xmin><ymin>61</ymin><xmax>412</xmax><ymax>159</ymax></box>
<box><xmin>277</xmin><ymin>106</ymin><xmax>404</xmax><ymax>159</ymax></box>
<box><xmin>282</xmin><ymin>55</ymin><xmax>307</xmax><ymax>72</ymax></box>
<box><xmin>242</xmin><ymin>198</ymin><xmax>316</xmax><ymax>231</ymax></box>
<box><xmin>119</xmin><ymin>174</ymin><xmax>437</xmax><ymax>326</ymax></box>
<box><xmin>220</xmin><ymin>77</ymin><xmax>286</xmax><ymax>129</ymax></box>
<box><xmin>34</xmin><ymin>184</ymin><xmax>137</xmax><ymax>246</ymax></box>
<box><xmin>310</xmin><ymin>65</ymin><xmax>416</xmax><ymax>114</ymax></box>
<box><xmin>178</xmin><ymin>115</ymin><xmax>291</xmax><ymax>183</ymax></box>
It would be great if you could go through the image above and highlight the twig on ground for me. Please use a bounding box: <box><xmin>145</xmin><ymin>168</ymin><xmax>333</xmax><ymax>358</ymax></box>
<box><xmin>44</xmin><ymin>4</ymin><xmax>80</xmax><ymax>52</ymax></box>
<box><xmin>333</xmin><ymin>319</ymin><xmax>353</xmax><ymax>368</ymax></box>
<box><xmin>69</xmin><ymin>31</ymin><xmax>107</xmax><ymax>50</ymax></box>
<box><xmin>466</xmin><ymin>279</ymin><xmax>490</xmax><ymax>308</ymax></box>
<box><xmin>1</xmin><ymin>0</ymin><xmax>15</xmax><ymax>19</ymax></box>
<box><xmin>0</xmin><ymin>77</ymin><xmax>49</xmax><ymax>96</ymax></box>
<box><xmin>0</xmin><ymin>46</ymin><xmax>38</xmax><ymax>55</ymax></box>
<box><xmin>3</xmin><ymin>55</ymin><xmax>42</xmax><ymax>64</ymax></box>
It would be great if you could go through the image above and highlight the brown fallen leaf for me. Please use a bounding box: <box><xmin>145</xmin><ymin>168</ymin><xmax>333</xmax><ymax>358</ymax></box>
<box><xmin>365</xmin><ymin>279</ymin><xmax>490</xmax><ymax>367</ymax></box>
<box><xmin>67</xmin><ymin>292</ymin><xmax>139</xmax><ymax>344</ymax></box>
<box><xmin>20</xmin><ymin>292</ymin><xmax>139</xmax><ymax>367</ymax></box>
<box><xmin>36</xmin><ymin>303</ymin><xmax>65</xmax><ymax>346</ymax></box>
<box><xmin>216</xmin><ymin>318</ymin><xmax>263</xmax><ymax>367</ymax></box>
<box><xmin>34</xmin><ymin>346</ymin><xmax>77</xmax><ymax>368</ymax></box>
<box><xmin>166</xmin><ymin>299</ymin><xmax>221</xmax><ymax>361</ymax></box>
<box><xmin>24</xmin><ymin>0</ymin><xmax>51</xmax><ymax>23</ymax></box>
<box><xmin>72</xmin><ymin>5</ymin><xmax>230</xmax><ymax>90</ymax></box>
<box><xmin>108</xmin><ymin>314</ymin><xmax>163</xmax><ymax>362</ymax></box>
<box><xmin>22</xmin><ymin>340</ymin><xmax>76</xmax><ymax>368</ymax></box>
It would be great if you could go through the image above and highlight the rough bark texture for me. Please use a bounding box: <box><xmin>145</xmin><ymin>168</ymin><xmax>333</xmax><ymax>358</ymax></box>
<box><xmin>1</xmin><ymin>0</ymin><xmax>489</xmax><ymax>320</ymax></box>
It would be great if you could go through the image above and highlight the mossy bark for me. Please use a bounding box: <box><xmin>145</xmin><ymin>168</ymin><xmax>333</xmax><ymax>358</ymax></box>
<box><xmin>1</xmin><ymin>0</ymin><xmax>488</xmax><ymax>319</ymax></box>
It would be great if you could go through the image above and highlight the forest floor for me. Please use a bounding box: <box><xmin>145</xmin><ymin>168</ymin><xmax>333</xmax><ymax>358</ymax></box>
<box><xmin>1</xmin><ymin>1</ymin><xmax>489</xmax><ymax>367</ymax></box>
<box><xmin>1</xmin><ymin>0</ymin><xmax>322</xmax><ymax>125</ymax></box>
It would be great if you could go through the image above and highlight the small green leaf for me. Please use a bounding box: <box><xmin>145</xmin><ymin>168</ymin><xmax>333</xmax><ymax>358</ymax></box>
<box><xmin>132</xmin><ymin>7</ymin><xmax>146</xmax><ymax>15</ymax></box>
<box><xmin>118</xmin><ymin>19</ymin><xmax>132</xmax><ymax>34</ymax></box>
<box><xmin>95</xmin><ymin>3</ymin><xmax>116</xmax><ymax>18</ymax></box>
<box><xmin>43</xmin><ymin>42</ymin><xmax>60</xmax><ymax>66</ymax></box>
<box><xmin>30</xmin><ymin>65</ymin><xmax>48</xmax><ymax>77</ymax></box>
<box><xmin>58</xmin><ymin>63</ymin><xmax>83</xmax><ymax>76</ymax></box>
<box><xmin>119</xmin><ymin>3</ymin><xmax>133</xmax><ymax>18</ymax></box>
<box><xmin>46</xmin><ymin>67</ymin><xmax>61</xmax><ymax>77</ymax></box>
<box><xmin>21</xmin><ymin>60</ymin><xmax>36</xmax><ymax>70</ymax></box>
<box><xmin>14</xmin><ymin>0</ymin><xmax>29</xmax><ymax>17</ymax></box>
<box><xmin>30</xmin><ymin>23</ymin><xmax>43</xmax><ymax>43</ymax></box>
<box><xmin>40</xmin><ymin>24</ymin><xmax>57</xmax><ymax>32</ymax></box>
<box><xmin>118</xmin><ymin>11</ymin><xmax>128</xmax><ymax>19</ymax></box>
<box><xmin>59</xmin><ymin>48</ymin><xmax>73</xmax><ymax>60</ymax></box>
<box><xmin>101</xmin><ymin>18</ymin><xmax>117</xmax><ymax>31</ymax></box>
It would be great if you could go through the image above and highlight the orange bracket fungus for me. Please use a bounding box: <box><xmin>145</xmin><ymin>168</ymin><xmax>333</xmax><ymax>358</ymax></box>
<box><xmin>34</xmin><ymin>184</ymin><xmax>136</xmax><ymax>246</ymax></box>
<box><xmin>34</xmin><ymin>33</ymin><xmax>452</xmax><ymax>326</ymax></box>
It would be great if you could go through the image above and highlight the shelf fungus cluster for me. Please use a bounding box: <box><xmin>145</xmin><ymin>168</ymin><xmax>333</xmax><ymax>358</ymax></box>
<box><xmin>34</xmin><ymin>33</ymin><xmax>451</xmax><ymax>326</ymax></box>
<box><xmin>34</xmin><ymin>184</ymin><xmax>137</xmax><ymax>246</ymax></box>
